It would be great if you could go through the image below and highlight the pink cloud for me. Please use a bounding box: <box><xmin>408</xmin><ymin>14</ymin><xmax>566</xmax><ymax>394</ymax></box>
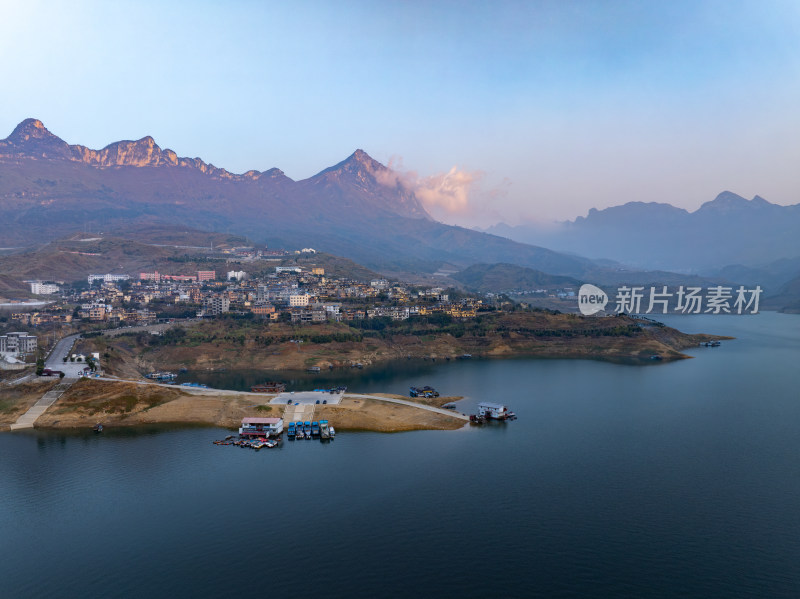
<box><xmin>376</xmin><ymin>158</ymin><xmax>483</xmax><ymax>215</ymax></box>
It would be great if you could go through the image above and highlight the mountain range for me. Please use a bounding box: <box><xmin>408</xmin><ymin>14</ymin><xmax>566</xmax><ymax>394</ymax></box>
<box><xmin>0</xmin><ymin>119</ymin><xmax>591</xmax><ymax>278</ymax></box>
<box><xmin>3</xmin><ymin>118</ymin><xmax>793</xmax><ymax>305</ymax></box>
<box><xmin>486</xmin><ymin>192</ymin><xmax>800</xmax><ymax>278</ymax></box>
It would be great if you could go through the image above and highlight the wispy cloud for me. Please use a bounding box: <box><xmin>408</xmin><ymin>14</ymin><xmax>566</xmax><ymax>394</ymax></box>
<box><xmin>376</xmin><ymin>157</ymin><xmax>484</xmax><ymax>216</ymax></box>
<box><xmin>413</xmin><ymin>167</ymin><xmax>481</xmax><ymax>214</ymax></box>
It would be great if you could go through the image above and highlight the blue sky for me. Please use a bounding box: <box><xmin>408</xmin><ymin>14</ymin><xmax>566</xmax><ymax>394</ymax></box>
<box><xmin>1</xmin><ymin>0</ymin><xmax>798</xmax><ymax>225</ymax></box>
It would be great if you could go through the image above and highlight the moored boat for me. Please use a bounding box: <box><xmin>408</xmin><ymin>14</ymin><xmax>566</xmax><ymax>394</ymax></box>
<box><xmin>146</xmin><ymin>371</ymin><xmax>177</xmax><ymax>381</ymax></box>
<box><xmin>477</xmin><ymin>402</ymin><xmax>516</xmax><ymax>421</ymax></box>
<box><xmin>251</xmin><ymin>381</ymin><xmax>286</xmax><ymax>393</ymax></box>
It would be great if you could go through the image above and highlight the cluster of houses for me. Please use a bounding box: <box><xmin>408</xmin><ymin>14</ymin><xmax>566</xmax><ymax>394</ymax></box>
<box><xmin>9</xmin><ymin>262</ymin><xmax>486</xmax><ymax>327</ymax></box>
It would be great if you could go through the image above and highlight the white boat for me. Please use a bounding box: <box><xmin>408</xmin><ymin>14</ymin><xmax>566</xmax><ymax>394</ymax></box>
<box><xmin>329</xmin><ymin>426</ymin><xmax>336</xmax><ymax>438</ymax></box>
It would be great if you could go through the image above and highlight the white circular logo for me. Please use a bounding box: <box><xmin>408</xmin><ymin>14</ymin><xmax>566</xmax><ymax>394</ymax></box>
<box><xmin>578</xmin><ymin>284</ymin><xmax>608</xmax><ymax>315</ymax></box>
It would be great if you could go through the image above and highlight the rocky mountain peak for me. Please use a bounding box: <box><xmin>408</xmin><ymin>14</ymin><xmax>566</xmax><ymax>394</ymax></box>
<box><xmin>348</xmin><ymin>148</ymin><xmax>384</xmax><ymax>171</ymax></box>
<box><xmin>315</xmin><ymin>149</ymin><xmax>386</xmax><ymax>179</ymax></box>
<box><xmin>2</xmin><ymin>118</ymin><xmax>73</xmax><ymax>158</ymax></box>
<box><xmin>8</xmin><ymin>118</ymin><xmax>51</xmax><ymax>142</ymax></box>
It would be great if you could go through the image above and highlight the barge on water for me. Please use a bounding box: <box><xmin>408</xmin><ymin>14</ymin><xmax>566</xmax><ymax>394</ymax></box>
<box><xmin>147</xmin><ymin>371</ymin><xmax>177</xmax><ymax>381</ymax></box>
<box><xmin>239</xmin><ymin>417</ymin><xmax>284</xmax><ymax>437</ymax></box>
<box><xmin>251</xmin><ymin>381</ymin><xmax>286</xmax><ymax>393</ymax></box>
<box><xmin>476</xmin><ymin>402</ymin><xmax>516</xmax><ymax>421</ymax></box>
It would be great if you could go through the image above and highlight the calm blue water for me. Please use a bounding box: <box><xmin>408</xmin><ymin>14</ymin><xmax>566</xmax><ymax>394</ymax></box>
<box><xmin>2</xmin><ymin>312</ymin><xmax>799</xmax><ymax>598</ymax></box>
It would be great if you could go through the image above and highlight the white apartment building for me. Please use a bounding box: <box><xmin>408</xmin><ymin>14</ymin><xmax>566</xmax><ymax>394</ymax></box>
<box><xmin>30</xmin><ymin>282</ymin><xmax>60</xmax><ymax>294</ymax></box>
<box><xmin>0</xmin><ymin>332</ymin><xmax>38</xmax><ymax>355</ymax></box>
<box><xmin>88</xmin><ymin>274</ymin><xmax>131</xmax><ymax>285</ymax></box>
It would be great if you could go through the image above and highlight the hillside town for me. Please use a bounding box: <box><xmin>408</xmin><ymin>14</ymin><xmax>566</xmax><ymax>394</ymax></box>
<box><xmin>3</xmin><ymin>247</ymin><xmax>518</xmax><ymax>335</ymax></box>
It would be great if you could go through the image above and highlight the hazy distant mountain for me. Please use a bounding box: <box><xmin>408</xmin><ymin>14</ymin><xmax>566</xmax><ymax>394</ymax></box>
<box><xmin>487</xmin><ymin>192</ymin><xmax>800</xmax><ymax>276</ymax></box>
<box><xmin>765</xmin><ymin>274</ymin><xmax>800</xmax><ymax>313</ymax></box>
<box><xmin>451</xmin><ymin>263</ymin><xmax>580</xmax><ymax>293</ymax></box>
<box><xmin>0</xmin><ymin>119</ymin><xmax>592</xmax><ymax>278</ymax></box>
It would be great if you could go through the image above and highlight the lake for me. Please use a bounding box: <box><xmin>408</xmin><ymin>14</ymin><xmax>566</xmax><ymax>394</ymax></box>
<box><xmin>2</xmin><ymin>312</ymin><xmax>799</xmax><ymax>598</ymax></box>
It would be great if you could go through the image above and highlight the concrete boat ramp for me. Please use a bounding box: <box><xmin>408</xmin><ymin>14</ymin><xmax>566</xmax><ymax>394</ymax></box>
<box><xmin>283</xmin><ymin>403</ymin><xmax>316</xmax><ymax>424</ymax></box>
<box><xmin>10</xmin><ymin>378</ymin><xmax>79</xmax><ymax>430</ymax></box>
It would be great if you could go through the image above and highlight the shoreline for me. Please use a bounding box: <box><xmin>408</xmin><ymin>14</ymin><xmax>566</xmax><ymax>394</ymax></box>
<box><xmin>4</xmin><ymin>378</ymin><xmax>468</xmax><ymax>433</ymax></box>
<box><xmin>85</xmin><ymin>312</ymin><xmax>730</xmax><ymax>379</ymax></box>
<box><xmin>2</xmin><ymin>320</ymin><xmax>732</xmax><ymax>433</ymax></box>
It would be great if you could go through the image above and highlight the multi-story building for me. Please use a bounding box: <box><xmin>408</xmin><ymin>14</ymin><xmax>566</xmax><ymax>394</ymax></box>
<box><xmin>88</xmin><ymin>305</ymin><xmax>108</xmax><ymax>321</ymax></box>
<box><xmin>30</xmin><ymin>282</ymin><xmax>60</xmax><ymax>295</ymax></box>
<box><xmin>0</xmin><ymin>332</ymin><xmax>37</xmax><ymax>355</ymax></box>
<box><xmin>290</xmin><ymin>305</ymin><xmax>326</xmax><ymax>324</ymax></box>
<box><xmin>203</xmin><ymin>295</ymin><xmax>230</xmax><ymax>316</ymax></box>
<box><xmin>250</xmin><ymin>304</ymin><xmax>277</xmax><ymax>319</ymax></box>
<box><xmin>163</xmin><ymin>274</ymin><xmax>197</xmax><ymax>283</ymax></box>
<box><xmin>289</xmin><ymin>293</ymin><xmax>310</xmax><ymax>307</ymax></box>
<box><xmin>197</xmin><ymin>270</ymin><xmax>216</xmax><ymax>282</ymax></box>
<box><xmin>87</xmin><ymin>274</ymin><xmax>130</xmax><ymax>285</ymax></box>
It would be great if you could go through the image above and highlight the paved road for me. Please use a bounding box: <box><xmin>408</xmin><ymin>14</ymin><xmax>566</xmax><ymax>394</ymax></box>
<box><xmin>344</xmin><ymin>394</ymin><xmax>471</xmax><ymax>421</ymax></box>
<box><xmin>271</xmin><ymin>391</ymin><xmax>344</xmax><ymax>405</ymax></box>
<box><xmin>1</xmin><ymin>373</ymin><xmax>33</xmax><ymax>387</ymax></box>
<box><xmin>100</xmin><ymin>320</ymin><xmax>199</xmax><ymax>338</ymax></box>
<box><xmin>44</xmin><ymin>333</ymin><xmax>87</xmax><ymax>377</ymax></box>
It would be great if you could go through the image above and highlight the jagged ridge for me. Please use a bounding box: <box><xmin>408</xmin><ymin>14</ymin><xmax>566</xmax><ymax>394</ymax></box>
<box><xmin>0</xmin><ymin>118</ymin><xmax>275</xmax><ymax>181</ymax></box>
